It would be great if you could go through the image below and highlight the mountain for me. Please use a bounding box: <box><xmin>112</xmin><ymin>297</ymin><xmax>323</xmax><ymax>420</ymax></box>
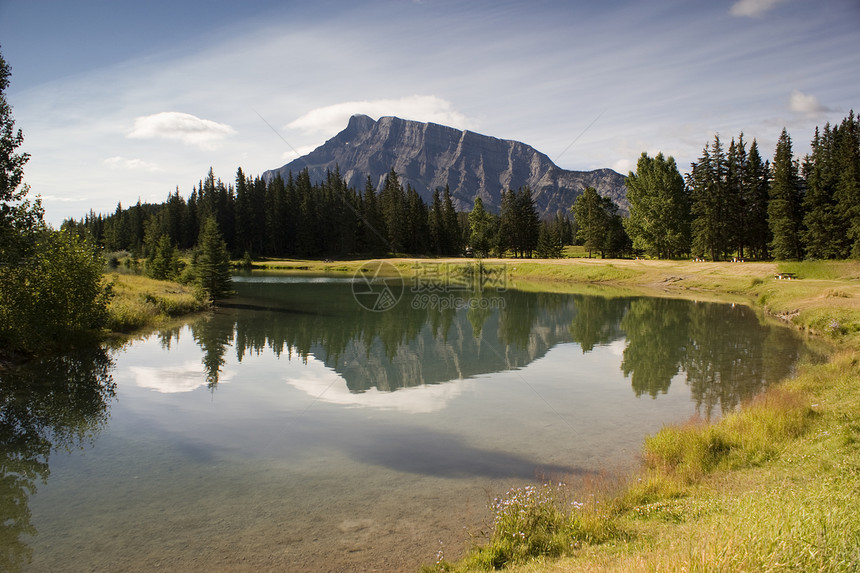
<box><xmin>262</xmin><ymin>114</ymin><xmax>627</xmax><ymax>217</ymax></box>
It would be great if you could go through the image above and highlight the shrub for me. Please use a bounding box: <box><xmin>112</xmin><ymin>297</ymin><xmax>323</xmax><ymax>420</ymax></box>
<box><xmin>0</xmin><ymin>230</ymin><xmax>112</xmax><ymax>352</ymax></box>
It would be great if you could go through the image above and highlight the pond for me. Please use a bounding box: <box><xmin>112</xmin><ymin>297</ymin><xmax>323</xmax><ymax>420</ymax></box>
<box><xmin>0</xmin><ymin>266</ymin><xmax>811</xmax><ymax>571</ymax></box>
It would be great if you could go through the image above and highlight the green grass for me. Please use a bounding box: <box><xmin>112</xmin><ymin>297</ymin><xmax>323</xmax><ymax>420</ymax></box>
<box><xmin>776</xmin><ymin>260</ymin><xmax>860</xmax><ymax>281</ymax></box>
<box><xmin>105</xmin><ymin>273</ymin><xmax>207</xmax><ymax>333</ymax></box>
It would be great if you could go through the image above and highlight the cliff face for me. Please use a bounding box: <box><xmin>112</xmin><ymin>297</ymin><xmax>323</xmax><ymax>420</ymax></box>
<box><xmin>263</xmin><ymin>114</ymin><xmax>627</xmax><ymax>216</ymax></box>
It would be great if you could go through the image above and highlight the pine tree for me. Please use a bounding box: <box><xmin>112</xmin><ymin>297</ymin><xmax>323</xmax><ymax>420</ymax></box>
<box><xmin>147</xmin><ymin>234</ymin><xmax>180</xmax><ymax>280</ymax></box>
<box><xmin>468</xmin><ymin>196</ymin><xmax>494</xmax><ymax>257</ymax></box>
<box><xmin>726</xmin><ymin>135</ymin><xmax>747</xmax><ymax>258</ymax></box>
<box><xmin>802</xmin><ymin>125</ymin><xmax>843</xmax><ymax>258</ymax></box>
<box><xmin>573</xmin><ymin>187</ymin><xmax>605</xmax><ymax>258</ymax></box>
<box><xmin>360</xmin><ymin>175</ymin><xmax>388</xmax><ymax>253</ymax></box>
<box><xmin>0</xmin><ymin>50</ymin><xmax>42</xmax><ymax>263</ymax></box>
<box><xmin>768</xmin><ymin>129</ymin><xmax>805</xmax><ymax>260</ymax></box>
<box><xmin>442</xmin><ymin>186</ymin><xmax>461</xmax><ymax>255</ymax></box>
<box><xmin>689</xmin><ymin>135</ymin><xmax>731</xmax><ymax>261</ymax></box>
<box><xmin>536</xmin><ymin>221</ymin><xmax>563</xmax><ymax>258</ymax></box>
<box><xmin>380</xmin><ymin>169</ymin><xmax>407</xmax><ymax>253</ymax></box>
<box><xmin>515</xmin><ymin>186</ymin><xmax>540</xmax><ymax>258</ymax></box>
<box><xmin>496</xmin><ymin>188</ymin><xmax>516</xmax><ymax>256</ymax></box>
<box><xmin>744</xmin><ymin>140</ymin><xmax>771</xmax><ymax>260</ymax></box>
<box><xmin>193</xmin><ymin>216</ymin><xmax>233</xmax><ymax>300</ymax></box>
<box><xmin>832</xmin><ymin>111</ymin><xmax>860</xmax><ymax>257</ymax></box>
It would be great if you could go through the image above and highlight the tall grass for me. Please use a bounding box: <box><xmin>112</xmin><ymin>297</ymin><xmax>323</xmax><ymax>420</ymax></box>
<box><xmin>105</xmin><ymin>274</ymin><xmax>206</xmax><ymax>333</ymax></box>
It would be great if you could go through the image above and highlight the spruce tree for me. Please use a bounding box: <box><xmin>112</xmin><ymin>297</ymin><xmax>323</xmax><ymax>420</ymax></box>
<box><xmin>833</xmin><ymin>111</ymin><xmax>860</xmax><ymax>257</ymax></box>
<box><xmin>802</xmin><ymin>124</ymin><xmax>843</xmax><ymax>258</ymax></box>
<box><xmin>768</xmin><ymin>129</ymin><xmax>805</xmax><ymax>260</ymax></box>
<box><xmin>442</xmin><ymin>186</ymin><xmax>461</xmax><ymax>255</ymax></box>
<box><xmin>429</xmin><ymin>187</ymin><xmax>444</xmax><ymax>255</ymax></box>
<box><xmin>572</xmin><ymin>187</ymin><xmax>606</xmax><ymax>258</ymax></box>
<box><xmin>194</xmin><ymin>216</ymin><xmax>233</xmax><ymax>300</ymax></box>
<box><xmin>744</xmin><ymin>140</ymin><xmax>771</xmax><ymax>260</ymax></box>
<box><xmin>515</xmin><ymin>186</ymin><xmax>540</xmax><ymax>258</ymax></box>
<box><xmin>496</xmin><ymin>188</ymin><xmax>516</xmax><ymax>256</ymax></box>
<box><xmin>468</xmin><ymin>196</ymin><xmax>494</xmax><ymax>257</ymax></box>
<box><xmin>380</xmin><ymin>169</ymin><xmax>406</xmax><ymax>253</ymax></box>
<box><xmin>689</xmin><ymin>135</ymin><xmax>730</xmax><ymax>261</ymax></box>
<box><xmin>442</xmin><ymin>185</ymin><xmax>463</xmax><ymax>256</ymax></box>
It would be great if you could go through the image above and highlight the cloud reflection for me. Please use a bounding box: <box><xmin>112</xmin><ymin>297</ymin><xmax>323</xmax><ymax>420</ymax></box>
<box><xmin>129</xmin><ymin>360</ymin><xmax>231</xmax><ymax>393</ymax></box>
<box><xmin>285</xmin><ymin>359</ymin><xmax>468</xmax><ymax>413</ymax></box>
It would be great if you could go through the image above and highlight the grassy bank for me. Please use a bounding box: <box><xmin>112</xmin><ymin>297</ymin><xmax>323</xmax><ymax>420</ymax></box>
<box><xmin>400</xmin><ymin>258</ymin><xmax>860</xmax><ymax>572</ymax></box>
<box><xmin>104</xmin><ymin>273</ymin><xmax>209</xmax><ymax>334</ymax></box>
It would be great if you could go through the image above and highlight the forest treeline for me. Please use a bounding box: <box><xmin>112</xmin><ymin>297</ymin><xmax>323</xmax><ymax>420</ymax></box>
<box><xmin>617</xmin><ymin>112</ymin><xmax>860</xmax><ymax>261</ymax></box>
<box><xmin>65</xmin><ymin>111</ymin><xmax>860</xmax><ymax>264</ymax></box>
<box><xmin>64</xmin><ymin>166</ymin><xmax>575</xmax><ymax>261</ymax></box>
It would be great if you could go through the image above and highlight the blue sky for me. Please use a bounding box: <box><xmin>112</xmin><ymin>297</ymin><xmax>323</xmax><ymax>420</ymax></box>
<box><xmin>1</xmin><ymin>0</ymin><xmax>858</xmax><ymax>225</ymax></box>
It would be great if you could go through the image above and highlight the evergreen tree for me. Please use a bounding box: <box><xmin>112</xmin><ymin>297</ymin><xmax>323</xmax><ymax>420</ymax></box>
<box><xmin>0</xmin><ymin>50</ymin><xmax>42</xmax><ymax>263</ymax></box>
<box><xmin>832</xmin><ymin>111</ymin><xmax>860</xmax><ymax>257</ymax></box>
<box><xmin>535</xmin><ymin>221</ymin><xmax>563</xmax><ymax>258</ymax></box>
<box><xmin>380</xmin><ymin>169</ymin><xmax>407</xmax><ymax>253</ymax></box>
<box><xmin>515</xmin><ymin>186</ymin><xmax>540</xmax><ymax>258</ymax></box>
<box><xmin>234</xmin><ymin>167</ymin><xmax>254</xmax><ymax>254</ymax></box>
<box><xmin>147</xmin><ymin>234</ymin><xmax>181</xmax><ymax>281</ymax></box>
<box><xmin>468</xmin><ymin>196</ymin><xmax>494</xmax><ymax>257</ymax></box>
<box><xmin>193</xmin><ymin>216</ymin><xmax>233</xmax><ymax>300</ymax></box>
<box><xmin>442</xmin><ymin>186</ymin><xmax>461</xmax><ymax>255</ymax></box>
<box><xmin>768</xmin><ymin>129</ymin><xmax>805</xmax><ymax>260</ymax></box>
<box><xmin>689</xmin><ymin>135</ymin><xmax>731</xmax><ymax>261</ymax></box>
<box><xmin>428</xmin><ymin>187</ymin><xmax>444</xmax><ymax>255</ymax></box>
<box><xmin>623</xmin><ymin>152</ymin><xmax>690</xmax><ymax>258</ymax></box>
<box><xmin>726</xmin><ymin>135</ymin><xmax>747</xmax><ymax>258</ymax></box>
<box><xmin>496</xmin><ymin>188</ymin><xmax>517</xmax><ymax>256</ymax></box>
<box><xmin>744</xmin><ymin>140</ymin><xmax>771</xmax><ymax>260</ymax></box>
<box><xmin>802</xmin><ymin>124</ymin><xmax>843</xmax><ymax>258</ymax></box>
<box><xmin>571</xmin><ymin>187</ymin><xmax>627</xmax><ymax>258</ymax></box>
<box><xmin>359</xmin><ymin>175</ymin><xmax>388</xmax><ymax>253</ymax></box>
<box><xmin>405</xmin><ymin>184</ymin><xmax>430</xmax><ymax>254</ymax></box>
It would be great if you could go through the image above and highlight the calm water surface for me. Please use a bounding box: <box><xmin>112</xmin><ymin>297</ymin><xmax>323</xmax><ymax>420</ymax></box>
<box><xmin>0</xmin><ymin>274</ymin><xmax>811</xmax><ymax>571</ymax></box>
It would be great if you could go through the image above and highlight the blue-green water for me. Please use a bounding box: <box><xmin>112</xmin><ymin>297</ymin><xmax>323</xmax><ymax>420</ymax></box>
<box><xmin>0</xmin><ymin>275</ymin><xmax>810</xmax><ymax>571</ymax></box>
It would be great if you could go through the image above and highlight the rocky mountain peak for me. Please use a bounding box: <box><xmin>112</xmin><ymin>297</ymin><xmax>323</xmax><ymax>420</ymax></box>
<box><xmin>263</xmin><ymin>115</ymin><xmax>627</xmax><ymax>216</ymax></box>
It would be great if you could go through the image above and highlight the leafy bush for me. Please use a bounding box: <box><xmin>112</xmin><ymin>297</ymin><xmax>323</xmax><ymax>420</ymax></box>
<box><xmin>0</xmin><ymin>230</ymin><xmax>112</xmax><ymax>352</ymax></box>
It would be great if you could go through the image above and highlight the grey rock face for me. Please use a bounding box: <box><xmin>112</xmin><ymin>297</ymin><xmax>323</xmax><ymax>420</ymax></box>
<box><xmin>263</xmin><ymin>115</ymin><xmax>627</xmax><ymax>217</ymax></box>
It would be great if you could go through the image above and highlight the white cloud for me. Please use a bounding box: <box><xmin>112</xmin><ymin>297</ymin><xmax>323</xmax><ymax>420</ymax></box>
<box><xmin>280</xmin><ymin>144</ymin><xmax>319</xmax><ymax>162</ymax></box>
<box><xmin>128</xmin><ymin>111</ymin><xmax>236</xmax><ymax>148</ymax></box>
<box><xmin>40</xmin><ymin>194</ymin><xmax>88</xmax><ymax>203</ymax></box>
<box><xmin>612</xmin><ymin>158</ymin><xmax>634</xmax><ymax>174</ymax></box>
<box><xmin>104</xmin><ymin>156</ymin><xmax>161</xmax><ymax>172</ymax></box>
<box><xmin>285</xmin><ymin>95</ymin><xmax>477</xmax><ymax>136</ymax></box>
<box><xmin>788</xmin><ymin>89</ymin><xmax>831</xmax><ymax>117</ymax></box>
<box><xmin>730</xmin><ymin>0</ymin><xmax>788</xmax><ymax>17</ymax></box>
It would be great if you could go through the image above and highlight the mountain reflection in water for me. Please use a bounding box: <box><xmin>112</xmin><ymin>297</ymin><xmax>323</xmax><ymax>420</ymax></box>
<box><xmin>182</xmin><ymin>277</ymin><xmax>806</xmax><ymax>417</ymax></box>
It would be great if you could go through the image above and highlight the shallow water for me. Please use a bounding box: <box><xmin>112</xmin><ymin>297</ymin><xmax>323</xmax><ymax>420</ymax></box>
<box><xmin>0</xmin><ymin>272</ymin><xmax>809</xmax><ymax>571</ymax></box>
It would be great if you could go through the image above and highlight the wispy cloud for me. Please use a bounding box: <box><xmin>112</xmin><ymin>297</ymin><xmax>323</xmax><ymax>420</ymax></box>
<box><xmin>788</xmin><ymin>89</ymin><xmax>832</xmax><ymax>118</ymax></box>
<box><xmin>40</xmin><ymin>194</ymin><xmax>88</xmax><ymax>203</ymax></box>
<box><xmin>104</xmin><ymin>156</ymin><xmax>161</xmax><ymax>172</ymax></box>
<box><xmin>128</xmin><ymin>111</ymin><xmax>236</xmax><ymax>148</ymax></box>
<box><xmin>730</xmin><ymin>0</ymin><xmax>788</xmax><ymax>18</ymax></box>
<box><xmin>286</xmin><ymin>95</ymin><xmax>477</xmax><ymax>136</ymax></box>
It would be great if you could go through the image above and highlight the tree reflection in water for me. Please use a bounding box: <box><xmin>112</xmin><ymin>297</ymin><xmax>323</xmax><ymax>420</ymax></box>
<box><xmin>0</xmin><ymin>349</ymin><xmax>115</xmax><ymax>572</ymax></box>
<box><xmin>183</xmin><ymin>280</ymin><xmax>806</xmax><ymax>420</ymax></box>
